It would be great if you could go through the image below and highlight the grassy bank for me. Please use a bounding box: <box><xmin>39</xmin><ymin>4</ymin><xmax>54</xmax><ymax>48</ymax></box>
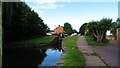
<box><xmin>11</xmin><ymin>36</ymin><xmax>56</xmax><ymax>45</ymax></box>
<box><xmin>85</xmin><ymin>36</ymin><xmax>108</xmax><ymax>46</ymax></box>
<box><xmin>63</xmin><ymin>36</ymin><xmax>84</xmax><ymax>67</ymax></box>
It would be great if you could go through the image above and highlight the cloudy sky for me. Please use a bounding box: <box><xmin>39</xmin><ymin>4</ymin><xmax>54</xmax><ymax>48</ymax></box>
<box><xmin>24</xmin><ymin>0</ymin><xmax>119</xmax><ymax>31</ymax></box>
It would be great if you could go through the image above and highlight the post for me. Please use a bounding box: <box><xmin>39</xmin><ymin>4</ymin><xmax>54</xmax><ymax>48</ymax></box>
<box><xmin>0</xmin><ymin>0</ymin><xmax>2</xmax><ymax>55</ymax></box>
<box><xmin>0</xmin><ymin>1</ymin><xmax>2</xmax><ymax>68</ymax></box>
<box><xmin>117</xmin><ymin>28</ymin><xmax>120</xmax><ymax>40</ymax></box>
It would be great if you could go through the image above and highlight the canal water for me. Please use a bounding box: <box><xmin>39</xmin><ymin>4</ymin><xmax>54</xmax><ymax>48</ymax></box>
<box><xmin>39</xmin><ymin>48</ymin><xmax>62</xmax><ymax>67</ymax></box>
<box><xmin>3</xmin><ymin>43</ymin><xmax>63</xmax><ymax>67</ymax></box>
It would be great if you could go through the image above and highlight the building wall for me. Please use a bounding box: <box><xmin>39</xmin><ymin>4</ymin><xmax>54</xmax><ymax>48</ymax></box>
<box><xmin>54</xmin><ymin>26</ymin><xmax>64</xmax><ymax>34</ymax></box>
<box><xmin>117</xmin><ymin>28</ymin><xmax>120</xmax><ymax>40</ymax></box>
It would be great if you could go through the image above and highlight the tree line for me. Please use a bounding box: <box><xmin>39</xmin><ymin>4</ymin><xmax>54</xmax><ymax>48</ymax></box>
<box><xmin>2</xmin><ymin>2</ymin><xmax>50</xmax><ymax>44</ymax></box>
<box><xmin>2</xmin><ymin>2</ymin><xmax>119</xmax><ymax>44</ymax></box>
<box><xmin>62</xmin><ymin>22</ymin><xmax>78</xmax><ymax>34</ymax></box>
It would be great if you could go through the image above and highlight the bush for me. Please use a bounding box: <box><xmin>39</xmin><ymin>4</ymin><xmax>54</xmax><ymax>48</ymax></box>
<box><xmin>85</xmin><ymin>36</ymin><xmax>108</xmax><ymax>46</ymax></box>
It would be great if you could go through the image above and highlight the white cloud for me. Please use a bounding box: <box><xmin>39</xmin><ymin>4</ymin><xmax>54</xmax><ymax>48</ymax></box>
<box><xmin>35</xmin><ymin>10</ymin><xmax>43</xmax><ymax>14</ymax></box>
<box><xmin>3</xmin><ymin>0</ymin><xmax>119</xmax><ymax>2</ymax></box>
<box><xmin>25</xmin><ymin>0</ymin><xmax>66</xmax><ymax>9</ymax></box>
<box><xmin>25</xmin><ymin>0</ymin><xmax>67</xmax><ymax>14</ymax></box>
<box><xmin>37</xmin><ymin>0</ymin><xmax>71</xmax><ymax>4</ymax></box>
<box><xmin>34</xmin><ymin>0</ymin><xmax>60</xmax><ymax>4</ymax></box>
<box><xmin>23</xmin><ymin>0</ymin><xmax>71</xmax><ymax>3</ymax></box>
<box><xmin>27</xmin><ymin>3</ymin><xmax>64</xmax><ymax>14</ymax></box>
<box><xmin>28</xmin><ymin>5</ymin><xmax>42</xmax><ymax>14</ymax></box>
<box><xmin>38</xmin><ymin>4</ymin><xmax>64</xmax><ymax>9</ymax></box>
<box><xmin>22</xmin><ymin>0</ymin><xmax>119</xmax><ymax>2</ymax></box>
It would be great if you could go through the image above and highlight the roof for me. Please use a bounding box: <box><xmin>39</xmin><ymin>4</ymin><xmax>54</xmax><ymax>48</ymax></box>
<box><xmin>54</xmin><ymin>26</ymin><xmax>63</xmax><ymax>31</ymax></box>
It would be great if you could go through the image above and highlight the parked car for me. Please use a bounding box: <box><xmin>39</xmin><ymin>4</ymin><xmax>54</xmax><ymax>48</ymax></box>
<box><xmin>71</xmin><ymin>33</ymin><xmax>77</xmax><ymax>36</ymax></box>
<box><xmin>46</xmin><ymin>33</ymin><xmax>52</xmax><ymax>36</ymax></box>
<box><xmin>63</xmin><ymin>33</ymin><xmax>68</xmax><ymax>36</ymax></box>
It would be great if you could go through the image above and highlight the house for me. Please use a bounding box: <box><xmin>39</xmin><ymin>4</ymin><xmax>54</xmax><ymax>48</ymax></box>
<box><xmin>47</xmin><ymin>25</ymin><xmax>64</xmax><ymax>35</ymax></box>
<box><xmin>106</xmin><ymin>30</ymin><xmax>115</xmax><ymax>40</ymax></box>
<box><xmin>116</xmin><ymin>25</ymin><xmax>120</xmax><ymax>40</ymax></box>
<box><xmin>52</xmin><ymin>25</ymin><xmax>64</xmax><ymax>34</ymax></box>
<box><xmin>53</xmin><ymin>25</ymin><xmax>64</xmax><ymax>34</ymax></box>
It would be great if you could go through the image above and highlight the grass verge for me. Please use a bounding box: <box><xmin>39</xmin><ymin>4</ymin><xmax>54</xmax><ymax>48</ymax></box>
<box><xmin>85</xmin><ymin>36</ymin><xmax>108</xmax><ymax>46</ymax></box>
<box><xmin>10</xmin><ymin>36</ymin><xmax>56</xmax><ymax>45</ymax></box>
<box><xmin>63</xmin><ymin>36</ymin><xmax>84</xmax><ymax>67</ymax></box>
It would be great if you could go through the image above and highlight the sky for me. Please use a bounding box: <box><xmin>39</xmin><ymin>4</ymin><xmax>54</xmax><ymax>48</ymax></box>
<box><xmin>24</xmin><ymin>0</ymin><xmax>119</xmax><ymax>32</ymax></box>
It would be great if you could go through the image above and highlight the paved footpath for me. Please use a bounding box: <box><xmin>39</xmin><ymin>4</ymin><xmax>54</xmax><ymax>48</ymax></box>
<box><xmin>77</xmin><ymin>36</ymin><xmax>106</xmax><ymax>67</ymax></box>
<box><xmin>91</xmin><ymin>40</ymin><xmax>119</xmax><ymax>67</ymax></box>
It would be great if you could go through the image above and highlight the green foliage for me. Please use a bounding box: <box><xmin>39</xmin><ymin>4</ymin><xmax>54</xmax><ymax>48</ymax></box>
<box><xmin>73</xmin><ymin>29</ymin><xmax>78</xmax><ymax>33</ymax></box>
<box><xmin>63</xmin><ymin>22</ymin><xmax>74</xmax><ymax>34</ymax></box>
<box><xmin>61</xmin><ymin>31</ymin><xmax>66</xmax><ymax>34</ymax></box>
<box><xmin>116</xmin><ymin>17</ymin><xmax>120</xmax><ymax>24</ymax></box>
<box><xmin>110</xmin><ymin>22</ymin><xmax>118</xmax><ymax>38</ymax></box>
<box><xmin>79</xmin><ymin>23</ymin><xmax>88</xmax><ymax>35</ymax></box>
<box><xmin>2</xmin><ymin>2</ymin><xmax>50</xmax><ymax>44</ymax></box>
<box><xmin>63</xmin><ymin>36</ymin><xmax>84</xmax><ymax>66</ymax></box>
<box><xmin>99</xmin><ymin>18</ymin><xmax>113</xmax><ymax>30</ymax></box>
<box><xmin>85</xmin><ymin>30</ymin><xmax>92</xmax><ymax>36</ymax></box>
<box><xmin>85</xmin><ymin>36</ymin><xmax>108</xmax><ymax>46</ymax></box>
<box><xmin>86</xmin><ymin>18</ymin><xmax>113</xmax><ymax>42</ymax></box>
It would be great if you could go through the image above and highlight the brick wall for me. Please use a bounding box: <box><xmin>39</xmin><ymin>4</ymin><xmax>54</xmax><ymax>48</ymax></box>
<box><xmin>54</xmin><ymin>26</ymin><xmax>64</xmax><ymax>34</ymax></box>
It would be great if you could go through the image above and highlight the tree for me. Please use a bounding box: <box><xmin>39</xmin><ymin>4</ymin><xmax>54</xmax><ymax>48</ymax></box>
<box><xmin>79</xmin><ymin>23</ymin><xmax>88</xmax><ymax>35</ymax></box>
<box><xmin>110</xmin><ymin>21</ymin><xmax>118</xmax><ymax>39</ymax></box>
<box><xmin>2</xmin><ymin>2</ymin><xmax>50</xmax><ymax>43</ymax></box>
<box><xmin>86</xmin><ymin>18</ymin><xmax>112</xmax><ymax>42</ymax></box>
<box><xmin>2</xmin><ymin>2</ymin><xmax>16</xmax><ymax>43</ymax></box>
<box><xmin>73</xmin><ymin>29</ymin><xmax>78</xmax><ymax>33</ymax></box>
<box><xmin>63</xmin><ymin>22</ymin><xmax>73</xmax><ymax>34</ymax></box>
<box><xmin>61</xmin><ymin>31</ymin><xmax>67</xmax><ymax>34</ymax></box>
<box><xmin>116</xmin><ymin>18</ymin><xmax>120</xmax><ymax>24</ymax></box>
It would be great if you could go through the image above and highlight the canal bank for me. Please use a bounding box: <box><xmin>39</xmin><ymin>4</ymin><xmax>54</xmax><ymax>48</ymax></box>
<box><xmin>54</xmin><ymin>38</ymin><xmax>66</xmax><ymax>66</ymax></box>
<box><xmin>54</xmin><ymin>36</ymin><xmax>85</xmax><ymax>67</ymax></box>
<box><xmin>3</xmin><ymin>36</ymin><xmax>64</xmax><ymax>67</ymax></box>
<box><xmin>3</xmin><ymin>36</ymin><xmax>60</xmax><ymax>49</ymax></box>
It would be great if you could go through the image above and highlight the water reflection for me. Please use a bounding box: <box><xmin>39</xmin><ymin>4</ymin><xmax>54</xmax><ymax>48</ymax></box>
<box><xmin>3</xmin><ymin>44</ymin><xmax>63</xmax><ymax>67</ymax></box>
<box><xmin>3</xmin><ymin>48</ymin><xmax>47</xmax><ymax>67</ymax></box>
<box><xmin>39</xmin><ymin>48</ymin><xmax>62</xmax><ymax>67</ymax></box>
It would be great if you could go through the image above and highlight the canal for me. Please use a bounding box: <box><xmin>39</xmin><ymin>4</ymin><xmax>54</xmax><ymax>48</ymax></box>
<box><xmin>3</xmin><ymin>38</ymin><xmax>63</xmax><ymax>67</ymax></box>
